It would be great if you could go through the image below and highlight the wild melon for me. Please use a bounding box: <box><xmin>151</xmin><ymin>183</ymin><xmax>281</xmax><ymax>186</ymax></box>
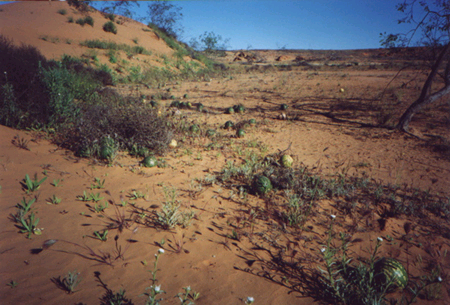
<box><xmin>374</xmin><ymin>258</ymin><xmax>408</xmax><ymax>292</ymax></box>
<box><xmin>224</xmin><ymin>121</ymin><xmax>234</xmax><ymax>129</ymax></box>
<box><xmin>190</xmin><ymin>124</ymin><xmax>200</xmax><ymax>133</ymax></box>
<box><xmin>197</xmin><ymin>103</ymin><xmax>204</xmax><ymax>112</ymax></box>
<box><xmin>236</xmin><ymin>129</ymin><xmax>245</xmax><ymax>138</ymax></box>
<box><xmin>280</xmin><ymin>155</ymin><xmax>294</xmax><ymax>168</ymax></box>
<box><xmin>252</xmin><ymin>175</ymin><xmax>273</xmax><ymax>195</ymax></box>
<box><xmin>226</xmin><ymin>107</ymin><xmax>235</xmax><ymax>114</ymax></box>
<box><xmin>206</xmin><ymin>129</ymin><xmax>216</xmax><ymax>137</ymax></box>
<box><xmin>142</xmin><ymin>156</ymin><xmax>158</xmax><ymax>168</ymax></box>
<box><xmin>99</xmin><ymin>137</ymin><xmax>116</xmax><ymax>160</ymax></box>
<box><xmin>280</xmin><ymin>104</ymin><xmax>288</xmax><ymax>110</ymax></box>
<box><xmin>249</xmin><ymin>118</ymin><xmax>257</xmax><ymax>125</ymax></box>
<box><xmin>234</xmin><ymin>104</ymin><xmax>245</xmax><ymax>114</ymax></box>
<box><xmin>170</xmin><ymin>100</ymin><xmax>180</xmax><ymax>108</ymax></box>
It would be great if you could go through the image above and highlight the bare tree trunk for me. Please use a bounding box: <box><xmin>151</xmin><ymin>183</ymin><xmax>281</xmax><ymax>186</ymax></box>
<box><xmin>397</xmin><ymin>42</ymin><xmax>450</xmax><ymax>131</ymax></box>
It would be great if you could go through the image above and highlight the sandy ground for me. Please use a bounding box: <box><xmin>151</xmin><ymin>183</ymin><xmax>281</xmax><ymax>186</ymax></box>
<box><xmin>1</xmin><ymin>2</ymin><xmax>450</xmax><ymax>305</ymax></box>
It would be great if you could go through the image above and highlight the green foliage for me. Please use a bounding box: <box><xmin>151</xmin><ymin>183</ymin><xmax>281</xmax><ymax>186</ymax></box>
<box><xmin>57</xmin><ymin>9</ymin><xmax>67</xmax><ymax>15</ymax></box>
<box><xmin>80</xmin><ymin>39</ymin><xmax>152</xmax><ymax>55</ymax></box>
<box><xmin>90</xmin><ymin>177</ymin><xmax>105</xmax><ymax>189</ymax></box>
<box><xmin>54</xmin><ymin>271</ymin><xmax>82</xmax><ymax>294</ymax></box>
<box><xmin>105</xmin><ymin>13</ymin><xmax>115</xmax><ymax>21</ymax></box>
<box><xmin>189</xmin><ymin>31</ymin><xmax>230</xmax><ymax>55</ymax></box>
<box><xmin>23</xmin><ymin>174</ymin><xmax>47</xmax><ymax>193</ymax></box>
<box><xmin>47</xmin><ymin>195</ymin><xmax>62</xmax><ymax>205</ymax></box>
<box><xmin>84</xmin><ymin>16</ymin><xmax>94</xmax><ymax>27</ymax></box>
<box><xmin>103</xmin><ymin>21</ymin><xmax>117</xmax><ymax>34</ymax></box>
<box><xmin>63</xmin><ymin>103</ymin><xmax>173</xmax><ymax>159</ymax></box>
<box><xmin>156</xmin><ymin>186</ymin><xmax>195</xmax><ymax>229</ymax></box>
<box><xmin>76</xmin><ymin>18</ymin><xmax>86</xmax><ymax>26</ymax></box>
<box><xmin>93</xmin><ymin>230</ymin><xmax>108</xmax><ymax>241</ymax></box>
<box><xmin>18</xmin><ymin>212</ymin><xmax>40</xmax><ymax>239</ymax></box>
<box><xmin>147</xmin><ymin>1</ymin><xmax>183</xmax><ymax>38</ymax></box>
<box><xmin>67</xmin><ymin>16</ymin><xmax>74</xmax><ymax>23</ymax></box>
<box><xmin>16</xmin><ymin>197</ymin><xmax>36</xmax><ymax>214</ymax></box>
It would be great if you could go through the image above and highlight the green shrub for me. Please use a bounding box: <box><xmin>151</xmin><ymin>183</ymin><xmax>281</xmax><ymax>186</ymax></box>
<box><xmin>0</xmin><ymin>35</ymin><xmax>50</xmax><ymax>128</ymax></box>
<box><xmin>76</xmin><ymin>18</ymin><xmax>85</xmax><ymax>26</ymax></box>
<box><xmin>67</xmin><ymin>16</ymin><xmax>74</xmax><ymax>23</ymax></box>
<box><xmin>84</xmin><ymin>16</ymin><xmax>94</xmax><ymax>27</ymax></box>
<box><xmin>105</xmin><ymin>13</ymin><xmax>115</xmax><ymax>21</ymax></box>
<box><xmin>103</xmin><ymin>21</ymin><xmax>117</xmax><ymax>34</ymax></box>
<box><xmin>57</xmin><ymin>9</ymin><xmax>67</xmax><ymax>15</ymax></box>
<box><xmin>64</xmin><ymin>103</ymin><xmax>173</xmax><ymax>159</ymax></box>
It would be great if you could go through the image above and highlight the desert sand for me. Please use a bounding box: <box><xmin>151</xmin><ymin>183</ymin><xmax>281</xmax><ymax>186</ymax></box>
<box><xmin>1</xmin><ymin>1</ymin><xmax>449</xmax><ymax>305</ymax></box>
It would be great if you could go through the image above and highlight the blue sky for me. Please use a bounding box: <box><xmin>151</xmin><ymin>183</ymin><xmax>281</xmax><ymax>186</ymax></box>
<box><xmin>113</xmin><ymin>0</ymin><xmax>411</xmax><ymax>50</ymax></box>
<box><xmin>1</xmin><ymin>1</ymin><xmax>415</xmax><ymax>50</ymax></box>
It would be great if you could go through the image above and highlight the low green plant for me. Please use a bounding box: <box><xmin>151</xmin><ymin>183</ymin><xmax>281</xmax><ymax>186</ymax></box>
<box><xmin>18</xmin><ymin>212</ymin><xmax>40</xmax><ymax>239</ymax></box>
<box><xmin>67</xmin><ymin>16</ymin><xmax>74</xmax><ymax>23</ymax></box>
<box><xmin>57</xmin><ymin>9</ymin><xmax>67</xmax><ymax>15</ymax></box>
<box><xmin>176</xmin><ymin>286</ymin><xmax>200</xmax><ymax>304</ymax></box>
<box><xmin>77</xmin><ymin>191</ymin><xmax>104</xmax><ymax>202</ymax></box>
<box><xmin>142</xmin><ymin>248</ymin><xmax>166</xmax><ymax>305</ymax></box>
<box><xmin>47</xmin><ymin>195</ymin><xmax>62</xmax><ymax>205</ymax></box>
<box><xmin>90</xmin><ymin>177</ymin><xmax>105</xmax><ymax>189</ymax></box>
<box><xmin>93</xmin><ymin>230</ymin><xmax>108</xmax><ymax>241</ymax></box>
<box><xmin>58</xmin><ymin>270</ymin><xmax>81</xmax><ymax>294</ymax></box>
<box><xmin>22</xmin><ymin>173</ymin><xmax>47</xmax><ymax>193</ymax></box>
<box><xmin>84</xmin><ymin>16</ymin><xmax>94</xmax><ymax>27</ymax></box>
<box><xmin>52</xmin><ymin>179</ymin><xmax>62</xmax><ymax>187</ymax></box>
<box><xmin>6</xmin><ymin>280</ymin><xmax>18</xmax><ymax>288</ymax></box>
<box><xmin>128</xmin><ymin>190</ymin><xmax>145</xmax><ymax>200</ymax></box>
<box><xmin>16</xmin><ymin>197</ymin><xmax>36</xmax><ymax>214</ymax></box>
<box><xmin>94</xmin><ymin>201</ymin><xmax>109</xmax><ymax>213</ymax></box>
<box><xmin>101</xmin><ymin>289</ymin><xmax>133</xmax><ymax>305</ymax></box>
<box><xmin>156</xmin><ymin>186</ymin><xmax>195</xmax><ymax>229</ymax></box>
<box><xmin>12</xmin><ymin>134</ymin><xmax>30</xmax><ymax>150</ymax></box>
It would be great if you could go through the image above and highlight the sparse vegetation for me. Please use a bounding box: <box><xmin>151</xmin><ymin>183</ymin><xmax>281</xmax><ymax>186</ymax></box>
<box><xmin>103</xmin><ymin>21</ymin><xmax>117</xmax><ymax>34</ymax></box>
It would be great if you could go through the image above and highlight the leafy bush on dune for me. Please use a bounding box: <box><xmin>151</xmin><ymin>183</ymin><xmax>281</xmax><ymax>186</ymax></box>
<box><xmin>0</xmin><ymin>36</ymin><xmax>110</xmax><ymax>129</ymax></box>
<box><xmin>103</xmin><ymin>21</ymin><xmax>117</xmax><ymax>34</ymax></box>
<box><xmin>0</xmin><ymin>35</ymin><xmax>173</xmax><ymax>159</ymax></box>
<box><xmin>62</xmin><ymin>103</ymin><xmax>173</xmax><ymax>158</ymax></box>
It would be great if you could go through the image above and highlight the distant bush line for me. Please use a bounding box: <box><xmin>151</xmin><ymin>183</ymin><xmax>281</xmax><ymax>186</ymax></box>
<box><xmin>80</xmin><ymin>39</ymin><xmax>152</xmax><ymax>56</ymax></box>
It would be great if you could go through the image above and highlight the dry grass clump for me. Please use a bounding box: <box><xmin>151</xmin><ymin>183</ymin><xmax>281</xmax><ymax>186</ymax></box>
<box><xmin>60</xmin><ymin>103</ymin><xmax>173</xmax><ymax>159</ymax></box>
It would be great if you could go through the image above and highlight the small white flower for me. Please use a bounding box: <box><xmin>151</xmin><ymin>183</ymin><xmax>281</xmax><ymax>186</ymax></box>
<box><xmin>437</xmin><ymin>276</ymin><xmax>442</xmax><ymax>282</ymax></box>
<box><xmin>246</xmin><ymin>296</ymin><xmax>254</xmax><ymax>303</ymax></box>
<box><xmin>377</xmin><ymin>237</ymin><xmax>383</xmax><ymax>242</ymax></box>
<box><xmin>154</xmin><ymin>285</ymin><xmax>161</xmax><ymax>292</ymax></box>
<box><xmin>330</xmin><ymin>214</ymin><xmax>336</xmax><ymax>219</ymax></box>
<box><xmin>158</xmin><ymin>248</ymin><xmax>165</xmax><ymax>254</ymax></box>
<box><xmin>321</xmin><ymin>247</ymin><xmax>326</xmax><ymax>253</ymax></box>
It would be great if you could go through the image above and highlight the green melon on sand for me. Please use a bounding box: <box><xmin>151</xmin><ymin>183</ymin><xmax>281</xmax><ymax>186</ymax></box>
<box><xmin>190</xmin><ymin>124</ymin><xmax>200</xmax><ymax>133</ymax></box>
<box><xmin>224</xmin><ymin>121</ymin><xmax>234</xmax><ymax>129</ymax></box>
<box><xmin>280</xmin><ymin>155</ymin><xmax>294</xmax><ymax>168</ymax></box>
<box><xmin>142</xmin><ymin>156</ymin><xmax>158</xmax><ymax>168</ymax></box>
<box><xmin>374</xmin><ymin>258</ymin><xmax>408</xmax><ymax>292</ymax></box>
<box><xmin>252</xmin><ymin>175</ymin><xmax>273</xmax><ymax>195</ymax></box>
<box><xmin>226</xmin><ymin>107</ymin><xmax>235</xmax><ymax>114</ymax></box>
<box><xmin>236</xmin><ymin>128</ymin><xmax>245</xmax><ymax>138</ymax></box>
